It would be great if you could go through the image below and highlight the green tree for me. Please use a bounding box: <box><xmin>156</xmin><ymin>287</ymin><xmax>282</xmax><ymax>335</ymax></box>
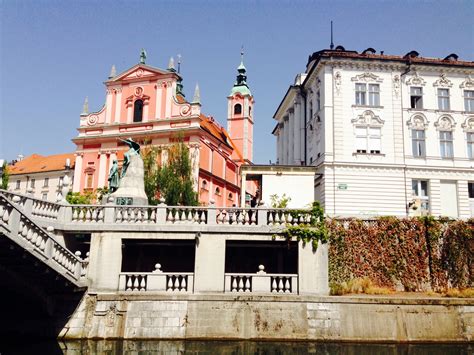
<box><xmin>141</xmin><ymin>144</ymin><xmax>161</xmax><ymax>205</ymax></box>
<box><xmin>157</xmin><ymin>139</ymin><xmax>198</xmax><ymax>206</ymax></box>
<box><xmin>66</xmin><ymin>190</ymin><xmax>96</xmax><ymax>204</ymax></box>
<box><xmin>1</xmin><ymin>162</ymin><xmax>9</xmax><ymax>190</ymax></box>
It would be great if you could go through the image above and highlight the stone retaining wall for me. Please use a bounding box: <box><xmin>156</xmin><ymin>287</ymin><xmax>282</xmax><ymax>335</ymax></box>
<box><xmin>60</xmin><ymin>294</ymin><xmax>473</xmax><ymax>342</ymax></box>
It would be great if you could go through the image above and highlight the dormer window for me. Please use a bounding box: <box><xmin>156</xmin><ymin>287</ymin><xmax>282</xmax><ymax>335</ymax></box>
<box><xmin>234</xmin><ymin>104</ymin><xmax>242</xmax><ymax>115</ymax></box>
<box><xmin>133</xmin><ymin>99</ymin><xmax>143</xmax><ymax>122</ymax></box>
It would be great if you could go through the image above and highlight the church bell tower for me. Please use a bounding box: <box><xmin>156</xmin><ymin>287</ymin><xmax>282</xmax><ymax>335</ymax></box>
<box><xmin>227</xmin><ymin>49</ymin><xmax>254</xmax><ymax>163</ymax></box>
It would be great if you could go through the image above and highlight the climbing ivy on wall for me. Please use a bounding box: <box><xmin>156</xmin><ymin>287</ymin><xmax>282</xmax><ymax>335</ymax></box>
<box><xmin>276</xmin><ymin>202</ymin><xmax>329</xmax><ymax>251</ymax></box>
<box><xmin>327</xmin><ymin>217</ymin><xmax>473</xmax><ymax>291</ymax></box>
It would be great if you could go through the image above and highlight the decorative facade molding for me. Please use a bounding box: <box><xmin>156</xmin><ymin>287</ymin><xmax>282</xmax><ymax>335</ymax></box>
<box><xmin>334</xmin><ymin>71</ymin><xmax>342</xmax><ymax>94</ymax></box>
<box><xmin>461</xmin><ymin>116</ymin><xmax>474</xmax><ymax>132</ymax></box>
<box><xmin>459</xmin><ymin>75</ymin><xmax>474</xmax><ymax>89</ymax></box>
<box><xmin>433</xmin><ymin>73</ymin><xmax>453</xmax><ymax>88</ymax></box>
<box><xmin>351</xmin><ymin>110</ymin><xmax>384</xmax><ymax>126</ymax></box>
<box><xmin>434</xmin><ymin>115</ymin><xmax>456</xmax><ymax>131</ymax></box>
<box><xmin>351</xmin><ymin>72</ymin><xmax>383</xmax><ymax>83</ymax></box>
<box><xmin>407</xmin><ymin>113</ymin><xmax>429</xmax><ymax>130</ymax></box>
<box><xmin>406</xmin><ymin>71</ymin><xmax>426</xmax><ymax>86</ymax></box>
<box><xmin>393</xmin><ymin>75</ymin><xmax>400</xmax><ymax>98</ymax></box>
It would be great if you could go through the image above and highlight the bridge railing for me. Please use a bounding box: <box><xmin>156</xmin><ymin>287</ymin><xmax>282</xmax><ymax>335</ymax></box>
<box><xmin>0</xmin><ymin>190</ymin><xmax>317</xmax><ymax>228</ymax></box>
<box><xmin>0</xmin><ymin>194</ymin><xmax>88</xmax><ymax>285</ymax></box>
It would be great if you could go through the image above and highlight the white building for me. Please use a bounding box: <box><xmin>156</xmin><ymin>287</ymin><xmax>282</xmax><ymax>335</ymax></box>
<box><xmin>7</xmin><ymin>153</ymin><xmax>74</xmax><ymax>201</ymax></box>
<box><xmin>273</xmin><ymin>47</ymin><xmax>474</xmax><ymax>218</ymax></box>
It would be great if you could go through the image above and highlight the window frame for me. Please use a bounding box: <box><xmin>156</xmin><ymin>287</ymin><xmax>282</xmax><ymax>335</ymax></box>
<box><xmin>43</xmin><ymin>177</ymin><xmax>49</xmax><ymax>187</ymax></box>
<box><xmin>355</xmin><ymin>125</ymin><xmax>382</xmax><ymax>154</ymax></box>
<box><xmin>411</xmin><ymin>129</ymin><xmax>426</xmax><ymax>158</ymax></box>
<box><xmin>133</xmin><ymin>99</ymin><xmax>144</xmax><ymax>122</ymax></box>
<box><xmin>355</xmin><ymin>83</ymin><xmax>367</xmax><ymax>106</ymax></box>
<box><xmin>412</xmin><ymin>179</ymin><xmax>430</xmax><ymax>213</ymax></box>
<box><xmin>464</xmin><ymin>90</ymin><xmax>474</xmax><ymax>112</ymax></box>
<box><xmin>30</xmin><ymin>178</ymin><xmax>35</xmax><ymax>188</ymax></box>
<box><xmin>234</xmin><ymin>103</ymin><xmax>242</xmax><ymax>115</ymax></box>
<box><xmin>410</xmin><ymin>87</ymin><xmax>423</xmax><ymax>109</ymax></box>
<box><xmin>437</xmin><ymin>88</ymin><xmax>450</xmax><ymax>111</ymax></box>
<box><xmin>439</xmin><ymin>130</ymin><xmax>454</xmax><ymax>158</ymax></box>
<box><xmin>368</xmin><ymin>84</ymin><xmax>380</xmax><ymax>106</ymax></box>
<box><xmin>467</xmin><ymin>132</ymin><xmax>474</xmax><ymax>159</ymax></box>
<box><xmin>15</xmin><ymin>180</ymin><xmax>20</xmax><ymax>189</ymax></box>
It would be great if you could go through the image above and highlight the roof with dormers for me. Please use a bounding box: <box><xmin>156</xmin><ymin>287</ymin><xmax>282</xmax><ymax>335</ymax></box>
<box><xmin>8</xmin><ymin>153</ymin><xmax>76</xmax><ymax>175</ymax></box>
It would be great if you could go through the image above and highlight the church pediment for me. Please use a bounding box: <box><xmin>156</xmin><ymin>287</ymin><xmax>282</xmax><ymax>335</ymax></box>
<box><xmin>107</xmin><ymin>64</ymin><xmax>171</xmax><ymax>83</ymax></box>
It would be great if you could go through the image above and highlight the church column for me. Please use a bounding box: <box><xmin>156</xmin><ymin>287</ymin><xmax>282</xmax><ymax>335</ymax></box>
<box><xmin>114</xmin><ymin>89</ymin><xmax>122</xmax><ymax>123</ymax></box>
<box><xmin>293</xmin><ymin>100</ymin><xmax>301</xmax><ymax>164</ymax></box>
<box><xmin>97</xmin><ymin>152</ymin><xmax>108</xmax><ymax>188</ymax></box>
<box><xmin>155</xmin><ymin>82</ymin><xmax>163</xmax><ymax>119</ymax></box>
<box><xmin>126</xmin><ymin>100</ymin><xmax>133</xmax><ymax>123</ymax></box>
<box><xmin>288</xmin><ymin>109</ymin><xmax>294</xmax><ymax>165</ymax></box>
<box><xmin>73</xmin><ymin>153</ymin><xmax>83</xmax><ymax>192</ymax></box>
<box><xmin>105</xmin><ymin>89</ymin><xmax>113</xmax><ymax>124</ymax></box>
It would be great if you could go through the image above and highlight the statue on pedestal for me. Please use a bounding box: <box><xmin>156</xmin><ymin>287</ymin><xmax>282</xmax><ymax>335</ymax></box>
<box><xmin>108</xmin><ymin>160</ymin><xmax>119</xmax><ymax>193</ymax></box>
<box><xmin>120</xmin><ymin>138</ymin><xmax>140</xmax><ymax>178</ymax></box>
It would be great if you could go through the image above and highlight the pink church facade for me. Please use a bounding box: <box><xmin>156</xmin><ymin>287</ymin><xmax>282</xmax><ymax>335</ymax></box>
<box><xmin>72</xmin><ymin>53</ymin><xmax>254</xmax><ymax>207</ymax></box>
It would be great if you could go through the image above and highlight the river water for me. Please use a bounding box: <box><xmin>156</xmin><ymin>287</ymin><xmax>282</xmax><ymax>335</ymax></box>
<box><xmin>2</xmin><ymin>340</ymin><xmax>472</xmax><ymax>355</ymax></box>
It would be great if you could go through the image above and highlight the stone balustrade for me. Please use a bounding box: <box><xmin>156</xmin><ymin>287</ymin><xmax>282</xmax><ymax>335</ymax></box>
<box><xmin>0</xmin><ymin>194</ymin><xmax>87</xmax><ymax>286</ymax></box>
<box><xmin>119</xmin><ymin>265</ymin><xmax>194</xmax><ymax>292</ymax></box>
<box><xmin>0</xmin><ymin>190</ymin><xmax>319</xmax><ymax>228</ymax></box>
<box><xmin>224</xmin><ymin>265</ymin><xmax>298</xmax><ymax>294</ymax></box>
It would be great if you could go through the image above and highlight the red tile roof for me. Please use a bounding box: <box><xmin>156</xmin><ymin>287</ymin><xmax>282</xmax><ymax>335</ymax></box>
<box><xmin>9</xmin><ymin>153</ymin><xmax>75</xmax><ymax>175</ymax></box>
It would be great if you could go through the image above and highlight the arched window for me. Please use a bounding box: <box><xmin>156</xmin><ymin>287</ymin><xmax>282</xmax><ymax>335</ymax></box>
<box><xmin>249</xmin><ymin>106</ymin><xmax>252</xmax><ymax>117</ymax></box>
<box><xmin>215</xmin><ymin>187</ymin><xmax>221</xmax><ymax>196</ymax></box>
<box><xmin>133</xmin><ymin>99</ymin><xmax>143</xmax><ymax>122</ymax></box>
<box><xmin>234</xmin><ymin>103</ymin><xmax>242</xmax><ymax>115</ymax></box>
<box><xmin>228</xmin><ymin>193</ymin><xmax>233</xmax><ymax>200</ymax></box>
<box><xmin>201</xmin><ymin>180</ymin><xmax>208</xmax><ymax>190</ymax></box>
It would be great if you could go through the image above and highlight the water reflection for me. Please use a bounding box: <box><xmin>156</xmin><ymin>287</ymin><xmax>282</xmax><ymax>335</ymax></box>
<box><xmin>2</xmin><ymin>340</ymin><xmax>472</xmax><ymax>355</ymax></box>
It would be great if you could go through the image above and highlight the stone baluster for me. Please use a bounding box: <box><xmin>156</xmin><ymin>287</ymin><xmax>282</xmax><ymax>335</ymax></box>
<box><xmin>207</xmin><ymin>200</ymin><xmax>216</xmax><ymax>225</ymax></box>
<box><xmin>156</xmin><ymin>198</ymin><xmax>167</xmax><ymax>224</ymax></box>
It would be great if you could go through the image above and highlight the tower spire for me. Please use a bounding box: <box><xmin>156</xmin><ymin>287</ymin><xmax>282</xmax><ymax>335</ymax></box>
<box><xmin>177</xmin><ymin>54</ymin><xmax>182</xmax><ymax>74</ymax></box>
<box><xmin>192</xmin><ymin>83</ymin><xmax>200</xmax><ymax>104</ymax></box>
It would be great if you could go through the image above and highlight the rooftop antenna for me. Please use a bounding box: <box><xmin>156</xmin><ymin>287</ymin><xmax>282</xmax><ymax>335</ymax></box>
<box><xmin>177</xmin><ymin>54</ymin><xmax>182</xmax><ymax>73</ymax></box>
<box><xmin>330</xmin><ymin>21</ymin><xmax>334</xmax><ymax>50</ymax></box>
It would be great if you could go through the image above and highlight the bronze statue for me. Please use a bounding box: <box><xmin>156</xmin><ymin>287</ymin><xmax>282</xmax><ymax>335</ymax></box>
<box><xmin>120</xmin><ymin>138</ymin><xmax>140</xmax><ymax>178</ymax></box>
<box><xmin>108</xmin><ymin>159</ymin><xmax>119</xmax><ymax>192</ymax></box>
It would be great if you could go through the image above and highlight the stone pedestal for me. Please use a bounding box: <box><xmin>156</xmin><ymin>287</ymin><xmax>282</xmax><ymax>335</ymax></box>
<box><xmin>111</xmin><ymin>154</ymin><xmax>148</xmax><ymax>205</ymax></box>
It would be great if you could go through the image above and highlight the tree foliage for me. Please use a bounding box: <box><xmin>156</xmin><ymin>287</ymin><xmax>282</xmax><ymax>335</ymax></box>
<box><xmin>142</xmin><ymin>136</ymin><xmax>198</xmax><ymax>206</ymax></box>
<box><xmin>270</xmin><ymin>193</ymin><xmax>291</xmax><ymax>208</ymax></box>
<box><xmin>66</xmin><ymin>190</ymin><xmax>96</xmax><ymax>204</ymax></box>
<box><xmin>1</xmin><ymin>162</ymin><xmax>9</xmax><ymax>190</ymax></box>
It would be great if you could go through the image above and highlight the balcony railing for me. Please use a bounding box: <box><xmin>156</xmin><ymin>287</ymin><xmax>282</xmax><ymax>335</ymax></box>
<box><xmin>118</xmin><ymin>265</ymin><xmax>194</xmax><ymax>292</ymax></box>
<box><xmin>224</xmin><ymin>265</ymin><xmax>298</xmax><ymax>294</ymax></box>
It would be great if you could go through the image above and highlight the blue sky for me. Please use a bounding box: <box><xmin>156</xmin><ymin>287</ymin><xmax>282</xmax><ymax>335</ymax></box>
<box><xmin>1</xmin><ymin>0</ymin><xmax>473</xmax><ymax>163</ymax></box>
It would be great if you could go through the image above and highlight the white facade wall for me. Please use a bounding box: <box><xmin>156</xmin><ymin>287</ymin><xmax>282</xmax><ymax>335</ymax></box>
<box><xmin>261</xmin><ymin>174</ymin><xmax>315</xmax><ymax>208</ymax></box>
<box><xmin>275</xmin><ymin>53</ymin><xmax>474</xmax><ymax>218</ymax></box>
<box><xmin>8</xmin><ymin>170</ymin><xmax>73</xmax><ymax>202</ymax></box>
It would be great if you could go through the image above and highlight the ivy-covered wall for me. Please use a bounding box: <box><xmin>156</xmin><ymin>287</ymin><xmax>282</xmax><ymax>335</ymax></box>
<box><xmin>327</xmin><ymin>217</ymin><xmax>474</xmax><ymax>291</ymax></box>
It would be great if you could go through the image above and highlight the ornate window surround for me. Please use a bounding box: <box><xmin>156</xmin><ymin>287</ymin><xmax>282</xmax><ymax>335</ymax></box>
<box><xmin>407</xmin><ymin>113</ymin><xmax>429</xmax><ymax>130</ymax></box>
<box><xmin>405</xmin><ymin>71</ymin><xmax>426</xmax><ymax>86</ymax></box>
<box><xmin>434</xmin><ymin>115</ymin><xmax>456</xmax><ymax>131</ymax></box>
<box><xmin>461</xmin><ymin>116</ymin><xmax>474</xmax><ymax>132</ymax></box>
<box><xmin>350</xmin><ymin>72</ymin><xmax>383</xmax><ymax>83</ymax></box>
